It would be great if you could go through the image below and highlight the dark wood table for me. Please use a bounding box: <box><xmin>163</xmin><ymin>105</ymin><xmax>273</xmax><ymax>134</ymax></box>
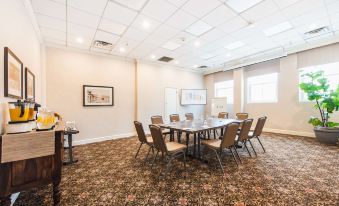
<box><xmin>63</xmin><ymin>130</ymin><xmax>79</xmax><ymax>165</ymax></box>
<box><xmin>159</xmin><ymin>118</ymin><xmax>242</xmax><ymax>159</ymax></box>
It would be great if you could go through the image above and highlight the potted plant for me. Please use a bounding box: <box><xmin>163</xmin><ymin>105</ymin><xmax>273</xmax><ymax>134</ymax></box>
<box><xmin>299</xmin><ymin>70</ymin><xmax>339</xmax><ymax>145</ymax></box>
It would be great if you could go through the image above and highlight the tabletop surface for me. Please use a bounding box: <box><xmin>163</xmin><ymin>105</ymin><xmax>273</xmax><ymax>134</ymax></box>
<box><xmin>158</xmin><ymin>118</ymin><xmax>242</xmax><ymax>132</ymax></box>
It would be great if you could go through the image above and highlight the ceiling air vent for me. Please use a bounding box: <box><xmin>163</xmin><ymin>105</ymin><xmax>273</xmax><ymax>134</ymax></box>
<box><xmin>304</xmin><ymin>26</ymin><xmax>331</xmax><ymax>39</ymax></box>
<box><xmin>92</xmin><ymin>40</ymin><xmax>113</xmax><ymax>50</ymax></box>
<box><xmin>158</xmin><ymin>56</ymin><xmax>173</xmax><ymax>62</ymax></box>
<box><xmin>198</xmin><ymin>65</ymin><xmax>208</xmax><ymax>69</ymax></box>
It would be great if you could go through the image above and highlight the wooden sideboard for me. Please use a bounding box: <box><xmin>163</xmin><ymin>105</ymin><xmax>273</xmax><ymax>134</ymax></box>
<box><xmin>0</xmin><ymin>126</ymin><xmax>64</xmax><ymax>206</ymax></box>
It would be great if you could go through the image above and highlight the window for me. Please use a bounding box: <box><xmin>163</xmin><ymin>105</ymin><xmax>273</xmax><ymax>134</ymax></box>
<box><xmin>247</xmin><ymin>73</ymin><xmax>278</xmax><ymax>103</ymax></box>
<box><xmin>299</xmin><ymin>62</ymin><xmax>339</xmax><ymax>102</ymax></box>
<box><xmin>214</xmin><ymin>80</ymin><xmax>234</xmax><ymax>104</ymax></box>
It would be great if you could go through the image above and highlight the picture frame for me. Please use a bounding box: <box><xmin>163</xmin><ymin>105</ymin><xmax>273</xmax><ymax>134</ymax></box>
<box><xmin>4</xmin><ymin>47</ymin><xmax>23</xmax><ymax>99</ymax></box>
<box><xmin>83</xmin><ymin>85</ymin><xmax>114</xmax><ymax>106</ymax></box>
<box><xmin>25</xmin><ymin>67</ymin><xmax>35</xmax><ymax>100</ymax></box>
<box><xmin>181</xmin><ymin>89</ymin><xmax>207</xmax><ymax>105</ymax></box>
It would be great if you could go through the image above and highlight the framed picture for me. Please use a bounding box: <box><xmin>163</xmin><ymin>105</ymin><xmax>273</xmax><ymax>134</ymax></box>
<box><xmin>25</xmin><ymin>67</ymin><xmax>35</xmax><ymax>100</ymax></box>
<box><xmin>181</xmin><ymin>89</ymin><xmax>207</xmax><ymax>105</ymax></box>
<box><xmin>83</xmin><ymin>85</ymin><xmax>114</xmax><ymax>106</ymax></box>
<box><xmin>4</xmin><ymin>47</ymin><xmax>23</xmax><ymax>99</ymax></box>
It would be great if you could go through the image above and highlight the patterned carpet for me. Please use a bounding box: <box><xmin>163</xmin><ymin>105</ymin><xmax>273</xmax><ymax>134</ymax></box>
<box><xmin>15</xmin><ymin>133</ymin><xmax>339</xmax><ymax>206</ymax></box>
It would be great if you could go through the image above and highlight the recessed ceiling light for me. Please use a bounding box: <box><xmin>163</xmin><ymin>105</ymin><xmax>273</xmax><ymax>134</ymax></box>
<box><xmin>119</xmin><ymin>47</ymin><xmax>126</xmax><ymax>52</ymax></box>
<box><xmin>76</xmin><ymin>37</ymin><xmax>83</xmax><ymax>43</ymax></box>
<box><xmin>226</xmin><ymin>0</ymin><xmax>264</xmax><ymax>13</ymax></box>
<box><xmin>162</xmin><ymin>41</ymin><xmax>182</xmax><ymax>50</ymax></box>
<box><xmin>142</xmin><ymin>20</ymin><xmax>150</xmax><ymax>29</ymax></box>
<box><xmin>150</xmin><ymin>54</ymin><xmax>156</xmax><ymax>59</ymax></box>
<box><xmin>263</xmin><ymin>21</ymin><xmax>293</xmax><ymax>36</ymax></box>
<box><xmin>194</xmin><ymin>41</ymin><xmax>201</xmax><ymax>47</ymax></box>
<box><xmin>225</xmin><ymin>41</ymin><xmax>245</xmax><ymax>50</ymax></box>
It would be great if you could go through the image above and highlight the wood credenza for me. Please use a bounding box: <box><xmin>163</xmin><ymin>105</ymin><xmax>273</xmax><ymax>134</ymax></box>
<box><xmin>0</xmin><ymin>126</ymin><xmax>64</xmax><ymax>206</ymax></box>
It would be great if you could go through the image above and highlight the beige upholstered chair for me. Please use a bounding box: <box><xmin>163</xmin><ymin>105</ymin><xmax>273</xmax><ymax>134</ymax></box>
<box><xmin>185</xmin><ymin>113</ymin><xmax>194</xmax><ymax>120</ymax></box>
<box><xmin>236</xmin><ymin>113</ymin><xmax>248</xmax><ymax>120</ymax></box>
<box><xmin>218</xmin><ymin>112</ymin><xmax>228</xmax><ymax>119</ymax></box>
<box><xmin>151</xmin><ymin>115</ymin><xmax>171</xmax><ymax>140</ymax></box>
<box><xmin>202</xmin><ymin>123</ymin><xmax>240</xmax><ymax>172</ymax></box>
<box><xmin>236</xmin><ymin>119</ymin><xmax>254</xmax><ymax>160</ymax></box>
<box><xmin>169</xmin><ymin>114</ymin><xmax>180</xmax><ymax>122</ymax></box>
<box><xmin>248</xmin><ymin>116</ymin><xmax>267</xmax><ymax>154</ymax></box>
<box><xmin>134</xmin><ymin>121</ymin><xmax>154</xmax><ymax>160</ymax></box>
<box><xmin>149</xmin><ymin>125</ymin><xmax>187</xmax><ymax>176</ymax></box>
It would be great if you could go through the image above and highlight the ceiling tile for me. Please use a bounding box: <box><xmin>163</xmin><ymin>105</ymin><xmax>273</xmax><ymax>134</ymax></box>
<box><xmin>162</xmin><ymin>41</ymin><xmax>182</xmax><ymax>50</ymax></box>
<box><xmin>217</xmin><ymin>16</ymin><xmax>248</xmax><ymax>33</ymax></box>
<box><xmin>130</xmin><ymin>14</ymin><xmax>161</xmax><ymax>33</ymax></box>
<box><xmin>202</xmin><ymin>5</ymin><xmax>237</xmax><ymax>27</ymax></box>
<box><xmin>185</xmin><ymin>20</ymin><xmax>213</xmax><ymax>36</ymax></box>
<box><xmin>36</xmin><ymin>13</ymin><xmax>66</xmax><ymax>32</ymax></box>
<box><xmin>103</xmin><ymin>1</ymin><xmax>138</xmax><ymax>25</ymax></box>
<box><xmin>68</xmin><ymin>0</ymin><xmax>107</xmax><ymax>15</ymax></box>
<box><xmin>44</xmin><ymin>37</ymin><xmax>66</xmax><ymax>46</ymax></box>
<box><xmin>143</xmin><ymin>34</ymin><xmax>168</xmax><ymax>46</ymax></box>
<box><xmin>123</xmin><ymin>27</ymin><xmax>149</xmax><ymax>41</ymax></box>
<box><xmin>166</xmin><ymin>10</ymin><xmax>198</xmax><ymax>30</ymax></box>
<box><xmin>68</xmin><ymin>7</ymin><xmax>101</xmax><ymax>28</ymax></box>
<box><xmin>240</xmin><ymin>0</ymin><xmax>279</xmax><ymax>22</ymax></box>
<box><xmin>269</xmin><ymin>29</ymin><xmax>305</xmax><ymax>46</ymax></box>
<box><xmin>112</xmin><ymin>38</ymin><xmax>139</xmax><ymax>53</ymax></box>
<box><xmin>281</xmin><ymin>0</ymin><xmax>324</xmax><ymax>20</ymax></box>
<box><xmin>67</xmin><ymin>34</ymin><xmax>93</xmax><ymax>46</ymax></box>
<box><xmin>225</xmin><ymin>0</ymin><xmax>264</xmax><ymax>13</ymax></box>
<box><xmin>153</xmin><ymin>25</ymin><xmax>180</xmax><ymax>39</ymax></box>
<box><xmin>290</xmin><ymin>8</ymin><xmax>328</xmax><ymax>27</ymax></box>
<box><xmin>225</xmin><ymin>41</ymin><xmax>246</xmax><ymax>50</ymax></box>
<box><xmin>40</xmin><ymin>27</ymin><xmax>66</xmax><ymax>41</ymax></box>
<box><xmin>182</xmin><ymin>0</ymin><xmax>221</xmax><ymax>18</ymax></box>
<box><xmin>199</xmin><ymin>28</ymin><xmax>225</xmax><ymax>42</ymax></box>
<box><xmin>326</xmin><ymin>1</ymin><xmax>339</xmax><ymax>14</ymax></box>
<box><xmin>294</xmin><ymin>17</ymin><xmax>331</xmax><ymax>34</ymax></box>
<box><xmin>99</xmin><ymin>18</ymin><xmax>127</xmax><ymax>35</ymax></box>
<box><xmin>142</xmin><ymin>0</ymin><xmax>178</xmax><ymax>22</ymax></box>
<box><xmin>166</xmin><ymin>0</ymin><xmax>189</xmax><ymax>7</ymax></box>
<box><xmin>31</xmin><ymin>0</ymin><xmax>66</xmax><ymax>20</ymax></box>
<box><xmin>94</xmin><ymin>30</ymin><xmax>120</xmax><ymax>44</ymax></box>
<box><xmin>90</xmin><ymin>47</ymin><xmax>111</xmax><ymax>53</ymax></box>
<box><xmin>273</xmin><ymin>0</ymin><xmax>300</xmax><ymax>9</ymax></box>
<box><xmin>263</xmin><ymin>21</ymin><xmax>293</xmax><ymax>36</ymax></box>
<box><xmin>67</xmin><ymin>23</ymin><xmax>96</xmax><ymax>38</ymax></box>
<box><xmin>113</xmin><ymin>0</ymin><xmax>148</xmax><ymax>10</ymax></box>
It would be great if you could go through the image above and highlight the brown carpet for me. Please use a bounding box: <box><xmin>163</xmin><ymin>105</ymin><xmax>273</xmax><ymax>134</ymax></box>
<box><xmin>15</xmin><ymin>133</ymin><xmax>339</xmax><ymax>206</ymax></box>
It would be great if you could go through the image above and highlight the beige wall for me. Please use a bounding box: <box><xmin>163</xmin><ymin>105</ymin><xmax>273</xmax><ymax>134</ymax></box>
<box><xmin>46</xmin><ymin>47</ymin><xmax>205</xmax><ymax>144</ymax></box>
<box><xmin>137</xmin><ymin>63</ymin><xmax>205</xmax><ymax>127</ymax></box>
<box><xmin>0</xmin><ymin>0</ymin><xmax>43</xmax><ymax>134</ymax></box>
<box><xmin>204</xmin><ymin>43</ymin><xmax>339</xmax><ymax>137</ymax></box>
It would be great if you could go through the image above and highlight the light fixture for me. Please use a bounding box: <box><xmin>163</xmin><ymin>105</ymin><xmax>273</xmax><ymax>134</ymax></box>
<box><xmin>194</xmin><ymin>41</ymin><xmax>201</xmax><ymax>47</ymax></box>
<box><xmin>76</xmin><ymin>37</ymin><xmax>83</xmax><ymax>43</ymax></box>
<box><xmin>225</xmin><ymin>41</ymin><xmax>245</xmax><ymax>50</ymax></box>
<box><xmin>263</xmin><ymin>21</ymin><xmax>293</xmax><ymax>36</ymax></box>
<box><xmin>142</xmin><ymin>20</ymin><xmax>150</xmax><ymax>29</ymax></box>
<box><xmin>150</xmin><ymin>54</ymin><xmax>156</xmax><ymax>59</ymax></box>
<box><xmin>119</xmin><ymin>47</ymin><xmax>126</xmax><ymax>53</ymax></box>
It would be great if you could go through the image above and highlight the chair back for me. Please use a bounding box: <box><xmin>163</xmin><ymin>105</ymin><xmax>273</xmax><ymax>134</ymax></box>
<box><xmin>170</xmin><ymin>114</ymin><xmax>180</xmax><ymax>122</ymax></box>
<box><xmin>134</xmin><ymin>121</ymin><xmax>147</xmax><ymax>143</ymax></box>
<box><xmin>149</xmin><ymin>125</ymin><xmax>167</xmax><ymax>153</ymax></box>
<box><xmin>185</xmin><ymin>113</ymin><xmax>194</xmax><ymax>120</ymax></box>
<box><xmin>218</xmin><ymin>112</ymin><xmax>228</xmax><ymax>119</ymax></box>
<box><xmin>253</xmin><ymin>116</ymin><xmax>267</xmax><ymax>137</ymax></box>
<box><xmin>236</xmin><ymin>113</ymin><xmax>248</xmax><ymax>120</ymax></box>
<box><xmin>151</xmin><ymin>115</ymin><xmax>164</xmax><ymax>124</ymax></box>
<box><xmin>238</xmin><ymin>119</ymin><xmax>253</xmax><ymax>141</ymax></box>
<box><xmin>220</xmin><ymin>123</ymin><xmax>239</xmax><ymax>148</ymax></box>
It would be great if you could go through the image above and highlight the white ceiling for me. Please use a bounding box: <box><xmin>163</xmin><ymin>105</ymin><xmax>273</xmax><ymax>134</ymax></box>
<box><xmin>30</xmin><ymin>0</ymin><xmax>339</xmax><ymax>73</ymax></box>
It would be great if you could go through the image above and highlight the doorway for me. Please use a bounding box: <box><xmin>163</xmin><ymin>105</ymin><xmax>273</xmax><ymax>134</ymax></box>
<box><xmin>164</xmin><ymin>88</ymin><xmax>177</xmax><ymax>122</ymax></box>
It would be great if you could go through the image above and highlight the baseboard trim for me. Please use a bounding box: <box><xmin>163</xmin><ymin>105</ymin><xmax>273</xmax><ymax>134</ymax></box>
<box><xmin>72</xmin><ymin>132</ymin><xmax>136</xmax><ymax>146</ymax></box>
<box><xmin>263</xmin><ymin>128</ymin><xmax>315</xmax><ymax>137</ymax></box>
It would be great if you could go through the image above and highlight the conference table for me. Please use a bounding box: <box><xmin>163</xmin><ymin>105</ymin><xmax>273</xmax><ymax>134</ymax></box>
<box><xmin>158</xmin><ymin>118</ymin><xmax>242</xmax><ymax>160</ymax></box>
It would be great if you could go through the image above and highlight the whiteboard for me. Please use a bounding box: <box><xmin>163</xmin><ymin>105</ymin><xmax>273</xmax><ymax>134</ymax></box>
<box><xmin>211</xmin><ymin>97</ymin><xmax>227</xmax><ymax>117</ymax></box>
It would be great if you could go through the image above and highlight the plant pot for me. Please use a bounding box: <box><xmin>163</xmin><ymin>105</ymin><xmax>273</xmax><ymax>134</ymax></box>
<box><xmin>314</xmin><ymin>126</ymin><xmax>339</xmax><ymax>145</ymax></box>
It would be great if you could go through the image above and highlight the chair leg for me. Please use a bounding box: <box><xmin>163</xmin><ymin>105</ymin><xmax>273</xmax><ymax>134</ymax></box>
<box><xmin>229</xmin><ymin>148</ymin><xmax>239</xmax><ymax>167</ymax></box>
<box><xmin>135</xmin><ymin>143</ymin><xmax>143</xmax><ymax>159</ymax></box>
<box><xmin>145</xmin><ymin>146</ymin><xmax>152</xmax><ymax>162</ymax></box>
<box><xmin>213</xmin><ymin>149</ymin><xmax>224</xmax><ymax>173</ymax></box>
<box><xmin>164</xmin><ymin>156</ymin><xmax>174</xmax><ymax>177</ymax></box>
<box><xmin>256</xmin><ymin>136</ymin><xmax>266</xmax><ymax>152</ymax></box>
<box><xmin>248</xmin><ymin>139</ymin><xmax>257</xmax><ymax>156</ymax></box>
<box><xmin>151</xmin><ymin>150</ymin><xmax>159</xmax><ymax>168</ymax></box>
<box><xmin>182</xmin><ymin>151</ymin><xmax>187</xmax><ymax>171</ymax></box>
<box><xmin>233</xmin><ymin>146</ymin><xmax>242</xmax><ymax>164</ymax></box>
<box><xmin>244</xmin><ymin>141</ymin><xmax>252</xmax><ymax>157</ymax></box>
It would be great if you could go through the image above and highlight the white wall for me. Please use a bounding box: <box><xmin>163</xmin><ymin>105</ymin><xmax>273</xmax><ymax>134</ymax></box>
<box><xmin>204</xmin><ymin>43</ymin><xmax>339</xmax><ymax>137</ymax></box>
<box><xmin>137</xmin><ymin>63</ymin><xmax>205</xmax><ymax>126</ymax></box>
<box><xmin>0</xmin><ymin>0</ymin><xmax>43</xmax><ymax>134</ymax></box>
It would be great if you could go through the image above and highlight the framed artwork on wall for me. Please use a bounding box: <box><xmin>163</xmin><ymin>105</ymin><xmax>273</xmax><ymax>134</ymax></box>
<box><xmin>83</xmin><ymin>85</ymin><xmax>114</xmax><ymax>106</ymax></box>
<box><xmin>4</xmin><ymin>47</ymin><xmax>23</xmax><ymax>99</ymax></box>
<box><xmin>181</xmin><ymin>89</ymin><xmax>207</xmax><ymax>105</ymax></box>
<box><xmin>25</xmin><ymin>67</ymin><xmax>35</xmax><ymax>100</ymax></box>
